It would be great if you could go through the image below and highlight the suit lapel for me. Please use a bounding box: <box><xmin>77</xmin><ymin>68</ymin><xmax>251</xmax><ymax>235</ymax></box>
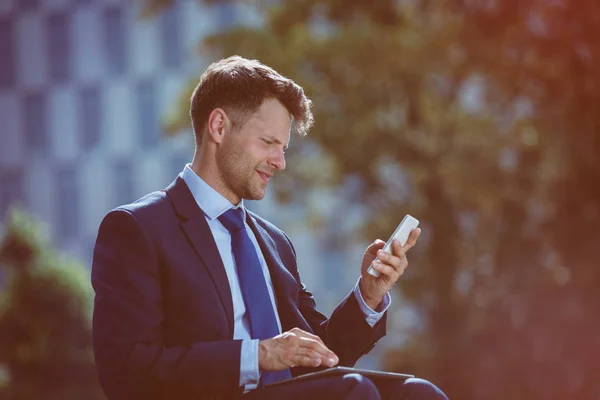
<box><xmin>166</xmin><ymin>177</ymin><xmax>234</xmax><ymax>335</ymax></box>
<box><xmin>246</xmin><ymin>214</ymin><xmax>311</xmax><ymax>333</ymax></box>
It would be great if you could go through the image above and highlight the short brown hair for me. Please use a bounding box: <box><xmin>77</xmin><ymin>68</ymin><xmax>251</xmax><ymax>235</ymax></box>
<box><xmin>190</xmin><ymin>56</ymin><xmax>314</xmax><ymax>144</ymax></box>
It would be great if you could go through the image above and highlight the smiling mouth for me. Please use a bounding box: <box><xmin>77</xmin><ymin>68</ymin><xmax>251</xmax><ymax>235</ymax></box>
<box><xmin>257</xmin><ymin>171</ymin><xmax>272</xmax><ymax>183</ymax></box>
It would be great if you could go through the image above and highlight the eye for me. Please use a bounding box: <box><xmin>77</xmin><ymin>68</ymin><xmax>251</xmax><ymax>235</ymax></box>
<box><xmin>262</xmin><ymin>138</ymin><xmax>273</xmax><ymax>145</ymax></box>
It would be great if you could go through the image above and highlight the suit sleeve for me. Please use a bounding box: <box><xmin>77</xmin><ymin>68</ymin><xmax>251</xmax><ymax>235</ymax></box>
<box><xmin>91</xmin><ymin>209</ymin><xmax>241</xmax><ymax>400</ymax></box>
<box><xmin>282</xmin><ymin>234</ymin><xmax>387</xmax><ymax>368</ymax></box>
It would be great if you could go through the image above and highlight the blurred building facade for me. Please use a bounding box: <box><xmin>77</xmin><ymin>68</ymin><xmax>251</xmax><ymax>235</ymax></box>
<box><xmin>0</xmin><ymin>0</ymin><xmax>237</xmax><ymax>257</ymax></box>
<box><xmin>0</xmin><ymin>0</ymin><xmax>386</xmax><ymax>367</ymax></box>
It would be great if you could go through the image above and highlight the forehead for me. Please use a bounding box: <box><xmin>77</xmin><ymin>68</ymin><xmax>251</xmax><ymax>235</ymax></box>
<box><xmin>246</xmin><ymin>99</ymin><xmax>292</xmax><ymax>141</ymax></box>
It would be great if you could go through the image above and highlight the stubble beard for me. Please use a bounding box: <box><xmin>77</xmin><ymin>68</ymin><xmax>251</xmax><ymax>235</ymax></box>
<box><xmin>217</xmin><ymin>140</ymin><xmax>266</xmax><ymax>202</ymax></box>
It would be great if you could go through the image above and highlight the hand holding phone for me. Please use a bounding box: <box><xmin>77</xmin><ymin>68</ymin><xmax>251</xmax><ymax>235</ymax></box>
<box><xmin>367</xmin><ymin>215</ymin><xmax>420</xmax><ymax>278</ymax></box>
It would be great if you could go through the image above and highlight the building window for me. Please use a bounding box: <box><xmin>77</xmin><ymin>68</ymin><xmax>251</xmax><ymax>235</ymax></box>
<box><xmin>22</xmin><ymin>92</ymin><xmax>47</xmax><ymax>154</ymax></box>
<box><xmin>0</xmin><ymin>168</ymin><xmax>25</xmax><ymax>221</ymax></box>
<box><xmin>160</xmin><ymin>3</ymin><xmax>182</xmax><ymax>69</ymax></box>
<box><xmin>135</xmin><ymin>79</ymin><xmax>160</xmax><ymax>149</ymax></box>
<box><xmin>0</xmin><ymin>18</ymin><xmax>15</xmax><ymax>89</ymax></box>
<box><xmin>170</xmin><ymin>152</ymin><xmax>191</xmax><ymax>180</ymax></box>
<box><xmin>112</xmin><ymin>159</ymin><xmax>134</xmax><ymax>206</ymax></box>
<box><xmin>78</xmin><ymin>85</ymin><xmax>102</xmax><ymax>151</ymax></box>
<box><xmin>103</xmin><ymin>5</ymin><xmax>127</xmax><ymax>76</ymax></box>
<box><xmin>55</xmin><ymin>166</ymin><xmax>79</xmax><ymax>239</ymax></box>
<box><xmin>18</xmin><ymin>0</ymin><xmax>39</xmax><ymax>11</ymax></box>
<box><xmin>46</xmin><ymin>13</ymin><xmax>71</xmax><ymax>83</ymax></box>
<box><xmin>213</xmin><ymin>2</ymin><xmax>238</xmax><ymax>31</ymax></box>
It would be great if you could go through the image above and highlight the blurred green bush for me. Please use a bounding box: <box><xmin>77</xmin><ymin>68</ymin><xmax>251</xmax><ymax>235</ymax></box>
<box><xmin>0</xmin><ymin>209</ymin><xmax>104</xmax><ymax>400</ymax></box>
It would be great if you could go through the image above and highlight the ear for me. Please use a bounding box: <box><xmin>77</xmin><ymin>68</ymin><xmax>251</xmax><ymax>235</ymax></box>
<box><xmin>206</xmin><ymin>108</ymin><xmax>230</xmax><ymax>144</ymax></box>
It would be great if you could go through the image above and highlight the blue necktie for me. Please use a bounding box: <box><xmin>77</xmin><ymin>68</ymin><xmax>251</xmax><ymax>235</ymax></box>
<box><xmin>218</xmin><ymin>208</ymin><xmax>292</xmax><ymax>386</ymax></box>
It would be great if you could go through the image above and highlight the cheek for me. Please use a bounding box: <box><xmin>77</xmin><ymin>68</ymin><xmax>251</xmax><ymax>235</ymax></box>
<box><xmin>225</xmin><ymin>138</ymin><xmax>267</xmax><ymax>173</ymax></box>
<box><xmin>236</xmin><ymin>149</ymin><xmax>260</xmax><ymax>177</ymax></box>
<box><xmin>249</xmin><ymin>145</ymin><xmax>269</xmax><ymax>165</ymax></box>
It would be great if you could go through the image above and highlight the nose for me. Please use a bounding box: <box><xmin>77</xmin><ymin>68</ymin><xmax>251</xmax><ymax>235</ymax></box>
<box><xmin>269</xmin><ymin>149</ymin><xmax>286</xmax><ymax>171</ymax></box>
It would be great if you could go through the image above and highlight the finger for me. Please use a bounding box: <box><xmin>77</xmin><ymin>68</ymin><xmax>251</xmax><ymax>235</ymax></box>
<box><xmin>404</xmin><ymin>228</ymin><xmax>421</xmax><ymax>251</ymax></box>
<box><xmin>365</xmin><ymin>239</ymin><xmax>386</xmax><ymax>255</ymax></box>
<box><xmin>377</xmin><ymin>248</ymin><xmax>403</xmax><ymax>271</ymax></box>
<box><xmin>291</xmin><ymin>328</ymin><xmax>325</xmax><ymax>345</ymax></box>
<box><xmin>372</xmin><ymin>260</ymin><xmax>401</xmax><ymax>280</ymax></box>
<box><xmin>379</xmin><ymin>249</ymin><xmax>409</xmax><ymax>277</ymax></box>
<box><xmin>389</xmin><ymin>239</ymin><xmax>405</xmax><ymax>259</ymax></box>
<box><xmin>295</xmin><ymin>346</ymin><xmax>326</xmax><ymax>363</ymax></box>
<box><xmin>300</xmin><ymin>348</ymin><xmax>337</xmax><ymax>368</ymax></box>
<box><xmin>300</xmin><ymin>337</ymin><xmax>337</xmax><ymax>359</ymax></box>
<box><xmin>288</xmin><ymin>329</ymin><xmax>336</xmax><ymax>361</ymax></box>
<box><xmin>291</xmin><ymin>355</ymin><xmax>322</xmax><ymax>368</ymax></box>
<box><xmin>298</xmin><ymin>337</ymin><xmax>338</xmax><ymax>362</ymax></box>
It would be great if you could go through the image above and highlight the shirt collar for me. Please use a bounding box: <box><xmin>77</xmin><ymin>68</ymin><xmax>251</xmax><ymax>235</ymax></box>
<box><xmin>181</xmin><ymin>164</ymin><xmax>246</xmax><ymax>221</ymax></box>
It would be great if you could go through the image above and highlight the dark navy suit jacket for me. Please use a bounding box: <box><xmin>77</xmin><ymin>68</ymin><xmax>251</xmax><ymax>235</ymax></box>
<box><xmin>91</xmin><ymin>176</ymin><xmax>387</xmax><ymax>400</ymax></box>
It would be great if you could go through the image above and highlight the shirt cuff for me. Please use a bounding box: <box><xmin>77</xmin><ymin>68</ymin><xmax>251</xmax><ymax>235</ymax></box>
<box><xmin>354</xmin><ymin>277</ymin><xmax>391</xmax><ymax>327</ymax></box>
<box><xmin>240</xmin><ymin>339</ymin><xmax>260</xmax><ymax>390</ymax></box>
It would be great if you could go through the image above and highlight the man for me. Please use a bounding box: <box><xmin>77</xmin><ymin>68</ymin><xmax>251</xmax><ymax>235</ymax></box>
<box><xmin>91</xmin><ymin>56</ymin><xmax>448</xmax><ymax>400</ymax></box>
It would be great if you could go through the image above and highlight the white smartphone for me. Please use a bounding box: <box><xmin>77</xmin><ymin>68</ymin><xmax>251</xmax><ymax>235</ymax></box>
<box><xmin>367</xmin><ymin>214</ymin><xmax>420</xmax><ymax>278</ymax></box>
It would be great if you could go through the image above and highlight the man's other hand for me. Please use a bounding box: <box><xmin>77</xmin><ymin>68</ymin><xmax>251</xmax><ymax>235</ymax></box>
<box><xmin>258</xmin><ymin>328</ymin><xmax>339</xmax><ymax>371</ymax></box>
<box><xmin>359</xmin><ymin>228</ymin><xmax>421</xmax><ymax>310</ymax></box>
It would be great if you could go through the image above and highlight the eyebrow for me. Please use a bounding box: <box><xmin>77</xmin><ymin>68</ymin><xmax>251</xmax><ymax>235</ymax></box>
<box><xmin>267</xmin><ymin>135</ymin><xmax>289</xmax><ymax>150</ymax></box>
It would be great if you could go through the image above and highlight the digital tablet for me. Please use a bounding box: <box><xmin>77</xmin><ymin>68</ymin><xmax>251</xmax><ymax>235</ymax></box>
<box><xmin>264</xmin><ymin>366</ymin><xmax>414</xmax><ymax>388</ymax></box>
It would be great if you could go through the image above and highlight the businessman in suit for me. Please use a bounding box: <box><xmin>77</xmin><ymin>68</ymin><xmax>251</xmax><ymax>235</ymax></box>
<box><xmin>91</xmin><ymin>56</ymin><xmax>448</xmax><ymax>400</ymax></box>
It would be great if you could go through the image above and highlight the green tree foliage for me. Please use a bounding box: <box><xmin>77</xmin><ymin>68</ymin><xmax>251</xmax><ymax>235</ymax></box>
<box><xmin>152</xmin><ymin>0</ymin><xmax>600</xmax><ymax>398</ymax></box>
<box><xmin>0</xmin><ymin>210</ymin><xmax>103</xmax><ymax>400</ymax></box>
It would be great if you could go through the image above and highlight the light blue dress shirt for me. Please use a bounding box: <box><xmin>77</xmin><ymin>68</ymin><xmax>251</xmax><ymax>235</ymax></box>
<box><xmin>181</xmin><ymin>165</ymin><xmax>390</xmax><ymax>391</ymax></box>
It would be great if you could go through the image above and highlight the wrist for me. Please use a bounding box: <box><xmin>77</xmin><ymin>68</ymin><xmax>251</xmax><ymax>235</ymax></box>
<box><xmin>258</xmin><ymin>340</ymin><xmax>266</xmax><ymax>371</ymax></box>
<box><xmin>359</xmin><ymin>279</ymin><xmax>383</xmax><ymax>310</ymax></box>
<box><xmin>365</xmin><ymin>296</ymin><xmax>383</xmax><ymax>310</ymax></box>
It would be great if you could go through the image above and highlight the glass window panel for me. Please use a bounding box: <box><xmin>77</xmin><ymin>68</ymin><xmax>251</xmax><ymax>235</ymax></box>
<box><xmin>112</xmin><ymin>159</ymin><xmax>134</xmax><ymax>206</ymax></box>
<box><xmin>22</xmin><ymin>92</ymin><xmax>47</xmax><ymax>154</ymax></box>
<box><xmin>0</xmin><ymin>168</ymin><xmax>25</xmax><ymax>221</ymax></box>
<box><xmin>214</xmin><ymin>2</ymin><xmax>238</xmax><ymax>31</ymax></box>
<box><xmin>135</xmin><ymin>79</ymin><xmax>160</xmax><ymax>149</ymax></box>
<box><xmin>55</xmin><ymin>165</ymin><xmax>79</xmax><ymax>239</ymax></box>
<box><xmin>78</xmin><ymin>85</ymin><xmax>102</xmax><ymax>151</ymax></box>
<box><xmin>103</xmin><ymin>6</ymin><xmax>127</xmax><ymax>76</ymax></box>
<box><xmin>160</xmin><ymin>4</ymin><xmax>182</xmax><ymax>69</ymax></box>
<box><xmin>170</xmin><ymin>152</ymin><xmax>191</xmax><ymax>180</ymax></box>
<box><xmin>18</xmin><ymin>0</ymin><xmax>39</xmax><ymax>11</ymax></box>
<box><xmin>0</xmin><ymin>18</ymin><xmax>15</xmax><ymax>89</ymax></box>
<box><xmin>46</xmin><ymin>13</ymin><xmax>71</xmax><ymax>83</ymax></box>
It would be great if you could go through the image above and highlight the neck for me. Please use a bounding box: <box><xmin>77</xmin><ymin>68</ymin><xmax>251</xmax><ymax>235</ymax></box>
<box><xmin>190</xmin><ymin>148</ymin><xmax>240</xmax><ymax>205</ymax></box>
